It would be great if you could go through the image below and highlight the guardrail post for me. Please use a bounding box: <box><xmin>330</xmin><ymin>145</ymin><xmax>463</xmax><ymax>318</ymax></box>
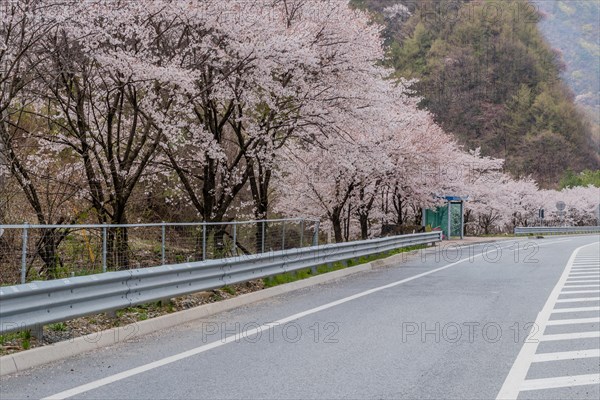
<box><xmin>21</xmin><ymin>223</ymin><xmax>28</xmax><ymax>284</ymax></box>
<box><xmin>312</xmin><ymin>221</ymin><xmax>320</xmax><ymax>247</ymax></box>
<box><xmin>282</xmin><ymin>221</ymin><xmax>286</xmax><ymax>250</ymax></box>
<box><xmin>102</xmin><ymin>225</ymin><xmax>107</xmax><ymax>272</ymax></box>
<box><xmin>161</xmin><ymin>222</ymin><xmax>166</xmax><ymax>265</ymax></box>
<box><xmin>29</xmin><ymin>324</ymin><xmax>43</xmax><ymax>340</ymax></box>
<box><xmin>300</xmin><ymin>220</ymin><xmax>304</xmax><ymax>247</ymax></box>
<box><xmin>202</xmin><ymin>223</ymin><xmax>207</xmax><ymax>261</ymax></box>
<box><xmin>261</xmin><ymin>221</ymin><xmax>265</xmax><ymax>253</ymax></box>
<box><xmin>232</xmin><ymin>224</ymin><xmax>237</xmax><ymax>256</ymax></box>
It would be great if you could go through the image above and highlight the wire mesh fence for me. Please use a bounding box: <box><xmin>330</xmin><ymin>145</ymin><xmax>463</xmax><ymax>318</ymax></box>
<box><xmin>0</xmin><ymin>219</ymin><xmax>319</xmax><ymax>285</ymax></box>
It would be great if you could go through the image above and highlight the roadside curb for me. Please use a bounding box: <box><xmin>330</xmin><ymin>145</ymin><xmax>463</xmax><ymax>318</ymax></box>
<box><xmin>1</xmin><ymin>249</ymin><xmax>417</xmax><ymax>377</ymax></box>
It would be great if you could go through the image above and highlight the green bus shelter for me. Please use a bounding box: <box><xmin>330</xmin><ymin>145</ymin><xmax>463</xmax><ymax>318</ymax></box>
<box><xmin>423</xmin><ymin>196</ymin><xmax>466</xmax><ymax>240</ymax></box>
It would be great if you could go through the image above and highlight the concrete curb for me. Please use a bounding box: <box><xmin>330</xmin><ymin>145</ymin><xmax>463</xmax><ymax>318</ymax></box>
<box><xmin>1</xmin><ymin>250</ymin><xmax>415</xmax><ymax>377</ymax></box>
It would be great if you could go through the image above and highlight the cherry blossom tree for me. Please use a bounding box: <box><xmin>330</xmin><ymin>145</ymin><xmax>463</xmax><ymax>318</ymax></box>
<box><xmin>2</xmin><ymin>0</ymin><xmax>598</xmax><ymax>259</ymax></box>
<box><xmin>0</xmin><ymin>0</ymin><xmax>89</xmax><ymax>278</ymax></box>
<box><xmin>540</xmin><ymin>186</ymin><xmax>600</xmax><ymax>226</ymax></box>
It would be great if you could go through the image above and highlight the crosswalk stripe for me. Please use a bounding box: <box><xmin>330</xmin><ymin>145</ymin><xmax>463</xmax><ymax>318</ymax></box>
<box><xmin>520</xmin><ymin>374</ymin><xmax>600</xmax><ymax>391</ymax></box>
<box><xmin>560</xmin><ymin>290</ymin><xmax>600</xmax><ymax>294</ymax></box>
<box><xmin>532</xmin><ymin>349</ymin><xmax>600</xmax><ymax>362</ymax></box>
<box><xmin>546</xmin><ymin>317</ymin><xmax>600</xmax><ymax>325</ymax></box>
<box><xmin>563</xmin><ymin>284</ymin><xmax>600</xmax><ymax>288</ymax></box>
<box><xmin>552</xmin><ymin>306</ymin><xmax>600</xmax><ymax>313</ymax></box>
<box><xmin>555</xmin><ymin>297</ymin><xmax>600</xmax><ymax>303</ymax></box>
<box><xmin>540</xmin><ymin>331</ymin><xmax>600</xmax><ymax>341</ymax></box>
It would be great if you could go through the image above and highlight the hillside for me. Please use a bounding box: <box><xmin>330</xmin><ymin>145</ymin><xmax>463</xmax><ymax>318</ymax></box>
<box><xmin>352</xmin><ymin>0</ymin><xmax>600</xmax><ymax>188</ymax></box>
<box><xmin>536</xmin><ymin>0</ymin><xmax>600</xmax><ymax>119</ymax></box>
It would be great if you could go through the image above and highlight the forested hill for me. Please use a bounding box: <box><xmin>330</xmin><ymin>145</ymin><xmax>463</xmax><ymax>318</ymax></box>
<box><xmin>536</xmin><ymin>1</ymin><xmax>600</xmax><ymax>125</ymax></box>
<box><xmin>351</xmin><ymin>0</ymin><xmax>600</xmax><ymax>188</ymax></box>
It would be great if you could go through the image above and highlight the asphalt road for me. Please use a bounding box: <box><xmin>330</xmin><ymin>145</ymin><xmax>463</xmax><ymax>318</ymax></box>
<box><xmin>1</xmin><ymin>236</ymin><xmax>599</xmax><ymax>400</ymax></box>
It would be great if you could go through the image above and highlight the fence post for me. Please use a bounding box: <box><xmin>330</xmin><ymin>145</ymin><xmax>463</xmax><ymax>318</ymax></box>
<box><xmin>300</xmin><ymin>220</ymin><xmax>304</xmax><ymax>247</ymax></box>
<box><xmin>282</xmin><ymin>221</ymin><xmax>286</xmax><ymax>250</ymax></box>
<box><xmin>161</xmin><ymin>222</ymin><xmax>166</xmax><ymax>265</ymax></box>
<box><xmin>21</xmin><ymin>223</ymin><xmax>28</xmax><ymax>284</ymax></box>
<box><xmin>261</xmin><ymin>221</ymin><xmax>265</xmax><ymax>253</ymax></box>
<box><xmin>312</xmin><ymin>221</ymin><xmax>320</xmax><ymax>247</ymax></box>
<box><xmin>232</xmin><ymin>224</ymin><xmax>237</xmax><ymax>256</ymax></box>
<box><xmin>102</xmin><ymin>225</ymin><xmax>107</xmax><ymax>273</ymax></box>
<box><xmin>202</xmin><ymin>223</ymin><xmax>207</xmax><ymax>261</ymax></box>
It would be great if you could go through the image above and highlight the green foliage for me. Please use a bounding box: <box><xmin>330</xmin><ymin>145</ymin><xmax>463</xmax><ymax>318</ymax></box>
<box><xmin>48</xmin><ymin>323</ymin><xmax>67</xmax><ymax>332</ymax></box>
<box><xmin>536</xmin><ymin>1</ymin><xmax>600</xmax><ymax>124</ymax></box>
<box><xmin>221</xmin><ymin>286</ymin><xmax>236</xmax><ymax>295</ymax></box>
<box><xmin>262</xmin><ymin>245</ymin><xmax>427</xmax><ymax>288</ymax></box>
<box><xmin>358</xmin><ymin>0</ymin><xmax>599</xmax><ymax>187</ymax></box>
<box><xmin>0</xmin><ymin>331</ymin><xmax>25</xmax><ymax>346</ymax></box>
<box><xmin>560</xmin><ymin>170</ymin><xmax>600</xmax><ymax>189</ymax></box>
<box><xmin>0</xmin><ymin>330</ymin><xmax>33</xmax><ymax>350</ymax></box>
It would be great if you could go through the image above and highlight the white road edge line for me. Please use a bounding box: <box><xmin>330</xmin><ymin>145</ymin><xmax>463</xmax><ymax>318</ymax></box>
<box><xmin>520</xmin><ymin>374</ymin><xmax>600</xmax><ymax>391</ymax></box>
<box><xmin>43</xmin><ymin>238</ymin><xmax>551</xmax><ymax>400</ymax></box>
<box><xmin>495</xmin><ymin>241</ymin><xmax>599</xmax><ymax>400</ymax></box>
<box><xmin>532</xmin><ymin>349</ymin><xmax>600</xmax><ymax>362</ymax></box>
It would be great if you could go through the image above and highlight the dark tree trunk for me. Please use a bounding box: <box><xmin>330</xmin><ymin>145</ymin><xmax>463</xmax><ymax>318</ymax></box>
<box><xmin>343</xmin><ymin>204</ymin><xmax>351</xmax><ymax>242</ymax></box>
<box><xmin>108</xmin><ymin>205</ymin><xmax>129</xmax><ymax>270</ymax></box>
<box><xmin>331</xmin><ymin>211</ymin><xmax>343</xmax><ymax>243</ymax></box>
<box><xmin>359</xmin><ymin>213</ymin><xmax>369</xmax><ymax>240</ymax></box>
<box><xmin>413</xmin><ymin>207</ymin><xmax>423</xmax><ymax>226</ymax></box>
<box><xmin>254</xmin><ymin>202</ymin><xmax>268</xmax><ymax>253</ymax></box>
<box><xmin>35</xmin><ymin>227</ymin><xmax>67</xmax><ymax>280</ymax></box>
<box><xmin>464</xmin><ymin>209</ymin><xmax>472</xmax><ymax>236</ymax></box>
<box><xmin>211</xmin><ymin>224</ymin><xmax>226</xmax><ymax>258</ymax></box>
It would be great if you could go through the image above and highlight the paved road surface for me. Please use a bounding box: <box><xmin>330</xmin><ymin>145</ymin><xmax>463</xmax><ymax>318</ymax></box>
<box><xmin>1</xmin><ymin>236</ymin><xmax>598</xmax><ymax>399</ymax></box>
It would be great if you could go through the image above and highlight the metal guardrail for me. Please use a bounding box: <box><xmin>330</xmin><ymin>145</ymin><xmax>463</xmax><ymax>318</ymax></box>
<box><xmin>514</xmin><ymin>226</ymin><xmax>600</xmax><ymax>235</ymax></box>
<box><xmin>0</xmin><ymin>218</ymin><xmax>319</xmax><ymax>285</ymax></box>
<box><xmin>0</xmin><ymin>231</ymin><xmax>441</xmax><ymax>334</ymax></box>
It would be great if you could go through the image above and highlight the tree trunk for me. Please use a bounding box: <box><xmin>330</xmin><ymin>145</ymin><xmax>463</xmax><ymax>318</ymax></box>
<box><xmin>36</xmin><ymin>228</ymin><xmax>64</xmax><ymax>280</ymax></box>
<box><xmin>331</xmin><ymin>211</ymin><xmax>343</xmax><ymax>243</ymax></box>
<box><xmin>210</xmin><ymin>224</ymin><xmax>225</xmax><ymax>258</ymax></box>
<box><xmin>359</xmin><ymin>213</ymin><xmax>369</xmax><ymax>240</ymax></box>
<box><xmin>343</xmin><ymin>204</ymin><xmax>351</xmax><ymax>242</ymax></box>
<box><xmin>464</xmin><ymin>209</ymin><xmax>472</xmax><ymax>236</ymax></box>
<box><xmin>109</xmin><ymin>205</ymin><xmax>129</xmax><ymax>270</ymax></box>
<box><xmin>414</xmin><ymin>207</ymin><xmax>423</xmax><ymax>226</ymax></box>
<box><xmin>254</xmin><ymin>202</ymin><xmax>268</xmax><ymax>253</ymax></box>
